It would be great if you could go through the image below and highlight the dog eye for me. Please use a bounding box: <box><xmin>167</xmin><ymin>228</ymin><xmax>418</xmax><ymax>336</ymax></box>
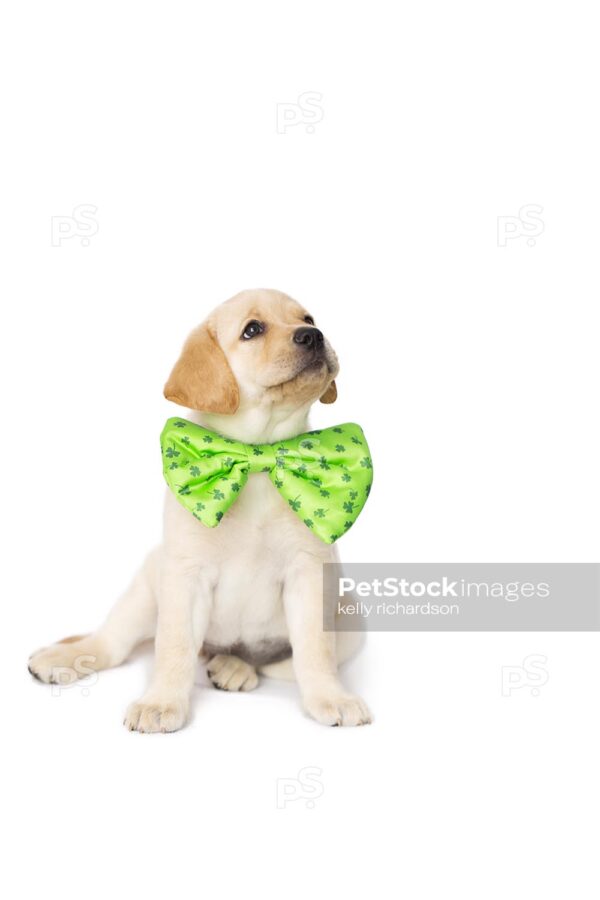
<box><xmin>241</xmin><ymin>320</ymin><xmax>265</xmax><ymax>340</ymax></box>
<box><xmin>304</xmin><ymin>315</ymin><xmax>315</xmax><ymax>325</ymax></box>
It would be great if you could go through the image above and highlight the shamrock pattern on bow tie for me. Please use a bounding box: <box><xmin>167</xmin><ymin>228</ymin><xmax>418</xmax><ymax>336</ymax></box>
<box><xmin>160</xmin><ymin>418</ymin><xmax>373</xmax><ymax>544</ymax></box>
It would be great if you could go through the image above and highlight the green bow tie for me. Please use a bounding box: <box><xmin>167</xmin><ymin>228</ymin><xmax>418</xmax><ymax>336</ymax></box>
<box><xmin>160</xmin><ymin>418</ymin><xmax>373</xmax><ymax>544</ymax></box>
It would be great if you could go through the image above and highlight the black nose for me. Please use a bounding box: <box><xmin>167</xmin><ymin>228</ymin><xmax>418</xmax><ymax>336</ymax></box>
<box><xmin>293</xmin><ymin>326</ymin><xmax>324</xmax><ymax>349</ymax></box>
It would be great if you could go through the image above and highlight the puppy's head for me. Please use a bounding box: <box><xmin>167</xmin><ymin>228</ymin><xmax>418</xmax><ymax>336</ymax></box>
<box><xmin>164</xmin><ymin>289</ymin><xmax>338</xmax><ymax>414</ymax></box>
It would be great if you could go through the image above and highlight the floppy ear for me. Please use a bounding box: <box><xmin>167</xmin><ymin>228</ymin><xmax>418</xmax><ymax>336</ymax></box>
<box><xmin>164</xmin><ymin>322</ymin><xmax>240</xmax><ymax>414</ymax></box>
<box><xmin>320</xmin><ymin>379</ymin><xmax>337</xmax><ymax>404</ymax></box>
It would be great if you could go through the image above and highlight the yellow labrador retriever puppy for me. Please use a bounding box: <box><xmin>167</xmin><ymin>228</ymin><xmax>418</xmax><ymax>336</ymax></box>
<box><xmin>28</xmin><ymin>289</ymin><xmax>371</xmax><ymax>731</ymax></box>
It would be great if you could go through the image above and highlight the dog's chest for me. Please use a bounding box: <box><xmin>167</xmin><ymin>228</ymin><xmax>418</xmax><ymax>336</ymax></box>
<box><xmin>221</xmin><ymin>472</ymin><xmax>293</xmax><ymax>544</ymax></box>
<box><xmin>202</xmin><ymin>474</ymin><xmax>298</xmax><ymax>643</ymax></box>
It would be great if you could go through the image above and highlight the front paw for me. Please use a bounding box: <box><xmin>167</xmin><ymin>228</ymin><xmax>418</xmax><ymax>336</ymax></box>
<box><xmin>124</xmin><ymin>696</ymin><xmax>189</xmax><ymax>733</ymax></box>
<box><xmin>303</xmin><ymin>692</ymin><xmax>372</xmax><ymax>727</ymax></box>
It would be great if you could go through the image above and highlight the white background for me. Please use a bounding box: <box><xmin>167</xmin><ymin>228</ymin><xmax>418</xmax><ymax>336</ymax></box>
<box><xmin>2</xmin><ymin>1</ymin><xmax>599</xmax><ymax>897</ymax></box>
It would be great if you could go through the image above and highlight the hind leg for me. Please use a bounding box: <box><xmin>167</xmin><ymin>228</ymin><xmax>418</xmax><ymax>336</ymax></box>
<box><xmin>28</xmin><ymin>548</ymin><xmax>160</xmax><ymax>685</ymax></box>
<box><xmin>206</xmin><ymin>654</ymin><xmax>259</xmax><ymax>691</ymax></box>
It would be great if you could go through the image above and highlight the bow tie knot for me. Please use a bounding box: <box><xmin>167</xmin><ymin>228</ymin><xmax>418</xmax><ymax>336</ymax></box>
<box><xmin>246</xmin><ymin>442</ymin><xmax>279</xmax><ymax>473</ymax></box>
<box><xmin>161</xmin><ymin>418</ymin><xmax>373</xmax><ymax>544</ymax></box>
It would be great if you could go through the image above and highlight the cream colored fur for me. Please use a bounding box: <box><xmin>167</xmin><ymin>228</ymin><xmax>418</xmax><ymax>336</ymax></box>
<box><xmin>28</xmin><ymin>289</ymin><xmax>371</xmax><ymax>731</ymax></box>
